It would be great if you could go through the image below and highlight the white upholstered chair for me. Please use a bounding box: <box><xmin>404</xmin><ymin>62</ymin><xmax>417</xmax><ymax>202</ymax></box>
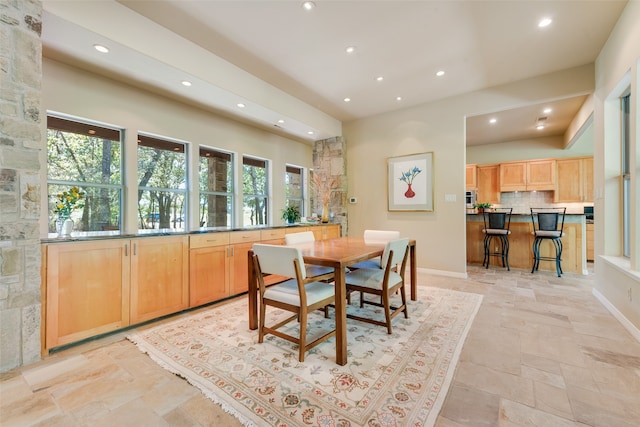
<box><xmin>350</xmin><ymin>229</ymin><xmax>401</xmax><ymax>269</ymax></box>
<box><xmin>252</xmin><ymin>244</ymin><xmax>336</xmax><ymax>362</ymax></box>
<box><xmin>284</xmin><ymin>230</ymin><xmax>335</xmax><ymax>281</ymax></box>
<box><xmin>345</xmin><ymin>238</ymin><xmax>410</xmax><ymax>334</ymax></box>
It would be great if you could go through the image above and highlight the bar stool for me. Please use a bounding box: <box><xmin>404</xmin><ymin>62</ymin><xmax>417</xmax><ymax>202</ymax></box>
<box><xmin>530</xmin><ymin>207</ymin><xmax>566</xmax><ymax>277</ymax></box>
<box><xmin>482</xmin><ymin>208</ymin><xmax>512</xmax><ymax>270</ymax></box>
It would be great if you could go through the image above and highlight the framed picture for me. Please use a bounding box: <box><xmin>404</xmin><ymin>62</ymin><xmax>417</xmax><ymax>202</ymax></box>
<box><xmin>387</xmin><ymin>152</ymin><xmax>434</xmax><ymax>211</ymax></box>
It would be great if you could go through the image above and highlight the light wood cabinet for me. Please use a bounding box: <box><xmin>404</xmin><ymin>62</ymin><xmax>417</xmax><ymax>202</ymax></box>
<box><xmin>466</xmin><ymin>164</ymin><xmax>477</xmax><ymax>190</ymax></box>
<box><xmin>229</xmin><ymin>230</ymin><xmax>262</xmax><ymax>296</ymax></box>
<box><xmin>129</xmin><ymin>236</ymin><xmax>189</xmax><ymax>324</ymax></box>
<box><xmin>555</xmin><ymin>157</ymin><xmax>593</xmax><ymax>202</ymax></box>
<box><xmin>476</xmin><ymin>165</ymin><xmax>500</xmax><ymax>204</ymax></box>
<box><xmin>499</xmin><ymin>159</ymin><xmax>556</xmax><ymax>192</ymax></box>
<box><xmin>189</xmin><ymin>233</ymin><xmax>230</xmax><ymax>307</ymax></box>
<box><xmin>44</xmin><ymin>240</ymin><xmax>130</xmax><ymax>349</ymax></box>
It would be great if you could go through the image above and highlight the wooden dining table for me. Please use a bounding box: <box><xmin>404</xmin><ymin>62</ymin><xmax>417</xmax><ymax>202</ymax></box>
<box><xmin>247</xmin><ymin>236</ymin><xmax>417</xmax><ymax>366</ymax></box>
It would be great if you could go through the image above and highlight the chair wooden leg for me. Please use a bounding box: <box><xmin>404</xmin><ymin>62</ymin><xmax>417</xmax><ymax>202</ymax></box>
<box><xmin>298</xmin><ymin>309</ymin><xmax>307</xmax><ymax>362</ymax></box>
<box><xmin>382</xmin><ymin>292</ymin><xmax>392</xmax><ymax>334</ymax></box>
<box><xmin>258</xmin><ymin>301</ymin><xmax>266</xmax><ymax>343</ymax></box>
<box><xmin>400</xmin><ymin>285</ymin><xmax>408</xmax><ymax>319</ymax></box>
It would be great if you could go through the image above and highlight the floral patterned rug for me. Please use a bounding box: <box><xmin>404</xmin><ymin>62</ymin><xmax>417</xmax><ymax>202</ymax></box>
<box><xmin>127</xmin><ymin>287</ymin><xmax>482</xmax><ymax>427</ymax></box>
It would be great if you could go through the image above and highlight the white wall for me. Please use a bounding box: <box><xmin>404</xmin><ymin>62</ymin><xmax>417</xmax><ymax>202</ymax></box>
<box><xmin>41</xmin><ymin>58</ymin><xmax>314</xmax><ymax>235</ymax></box>
<box><xmin>344</xmin><ymin>65</ymin><xmax>594</xmax><ymax>276</ymax></box>
<box><xmin>593</xmin><ymin>0</ymin><xmax>640</xmax><ymax>335</ymax></box>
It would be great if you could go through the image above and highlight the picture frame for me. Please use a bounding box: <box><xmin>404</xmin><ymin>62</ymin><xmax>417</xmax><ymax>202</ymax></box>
<box><xmin>387</xmin><ymin>152</ymin><xmax>434</xmax><ymax>211</ymax></box>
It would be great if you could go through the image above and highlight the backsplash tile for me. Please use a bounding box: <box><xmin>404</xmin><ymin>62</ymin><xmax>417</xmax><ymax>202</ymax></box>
<box><xmin>495</xmin><ymin>191</ymin><xmax>589</xmax><ymax>214</ymax></box>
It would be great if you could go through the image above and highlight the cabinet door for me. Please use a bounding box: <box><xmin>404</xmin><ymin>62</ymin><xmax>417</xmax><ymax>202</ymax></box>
<box><xmin>555</xmin><ymin>158</ymin><xmax>582</xmax><ymax>202</ymax></box>
<box><xmin>229</xmin><ymin>241</ymin><xmax>254</xmax><ymax>296</ymax></box>
<box><xmin>583</xmin><ymin>157</ymin><xmax>594</xmax><ymax>202</ymax></box>
<box><xmin>189</xmin><ymin>245</ymin><xmax>229</xmax><ymax>307</ymax></box>
<box><xmin>476</xmin><ymin>165</ymin><xmax>500</xmax><ymax>204</ymax></box>
<box><xmin>130</xmin><ymin>236</ymin><xmax>189</xmax><ymax>324</ymax></box>
<box><xmin>323</xmin><ymin>224</ymin><xmax>341</xmax><ymax>239</ymax></box>
<box><xmin>526</xmin><ymin>159</ymin><xmax>556</xmax><ymax>191</ymax></box>
<box><xmin>466</xmin><ymin>164</ymin><xmax>477</xmax><ymax>190</ymax></box>
<box><xmin>499</xmin><ymin>162</ymin><xmax>527</xmax><ymax>192</ymax></box>
<box><xmin>45</xmin><ymin>240</ymin><xmax>129</xmax><ymax>349</ymax></box>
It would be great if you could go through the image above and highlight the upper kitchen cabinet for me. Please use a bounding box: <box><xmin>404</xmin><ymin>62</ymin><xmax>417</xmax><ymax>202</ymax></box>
<box><xmin>476</xmin><ymin>165</ymin><xmax>500</xmax><ymax>204</ymax></box>
<box><xmin>555</xmin><ymin>157</ymin><xmax>593</xmax><ymax>202</ymax></box>
<box><xmin>466</xmin><ymin>164</ymin><xmax>477</xmax><ymax>190</ymax></box>
<box><xmin>499</xmin><ymin>159</ymin><xmax>556</xmax><ymax>192</ymax></box>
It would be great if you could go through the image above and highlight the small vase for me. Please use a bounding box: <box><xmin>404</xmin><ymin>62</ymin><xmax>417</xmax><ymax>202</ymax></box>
<box><xmin>56</xmin><ymin>218</ymin><xmax>74</xmax><ymax>238</ymax></box>
<box><xmin>321</xmin><ymin>203</ymin><xmax>329</xmax><ymax>223</ymax></box>
<box><xmin>404</xmin><ymin>183</ymin><xmax>415</xmax><ymax>198</ymax></box>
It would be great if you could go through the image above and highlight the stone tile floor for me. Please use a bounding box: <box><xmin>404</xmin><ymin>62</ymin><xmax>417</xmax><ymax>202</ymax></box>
<box><xmin>1</xmin><ymin>265</ymin><xmax>639</xmax><ymax>426</ymax></box>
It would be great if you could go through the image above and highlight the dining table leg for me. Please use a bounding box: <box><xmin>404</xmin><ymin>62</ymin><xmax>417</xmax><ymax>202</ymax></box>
<box><xmin>334</xmin><ymin>261</ymin><xmax>347</xmax><ymax>366</ymax></box>
<box><xmin>248</xmin><ymin>250</ymin><xmax>258</xmax><ymax>330</ymax></box>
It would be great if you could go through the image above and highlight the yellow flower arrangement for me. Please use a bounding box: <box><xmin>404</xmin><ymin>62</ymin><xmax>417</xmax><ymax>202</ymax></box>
<box><xmin>53</xmin><ymin>186</ymin><xmax>85</xmax><ymax>218</ymax></box>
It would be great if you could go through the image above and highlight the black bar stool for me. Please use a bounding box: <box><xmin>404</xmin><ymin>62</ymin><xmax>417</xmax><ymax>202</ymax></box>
<box><xmin>482</xmin><ymin>208</ymin><xmax>512</xmax><ymax>270</ymax></box>
<box><xmin>530</xmin><ymin>207</ymin><xmax>566</xmax><ymax>277</ymax></box>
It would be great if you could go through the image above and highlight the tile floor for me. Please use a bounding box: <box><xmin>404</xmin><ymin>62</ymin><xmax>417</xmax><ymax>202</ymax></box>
<box><xmin>1</xmin><ymin>265</ymin><xmax>639</xmax><ymax>426</ymax></box>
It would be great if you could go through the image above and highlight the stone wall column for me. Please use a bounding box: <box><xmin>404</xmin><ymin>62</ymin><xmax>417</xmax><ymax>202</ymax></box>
<box><xmin>312</xmin><ymin>137</ymin><xmax>347</xmax><ymax>235</ymax></box>
<box><xmin>0</xmin><ymin>0</ymin><xmax>43</xmax><ymax>372</ymax></box>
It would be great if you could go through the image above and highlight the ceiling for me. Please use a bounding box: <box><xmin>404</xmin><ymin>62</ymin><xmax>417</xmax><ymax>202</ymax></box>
<box><xmin>41</xmin><ymin>0</ymin><xmax>626</xmax><ymax>144</ymax></box>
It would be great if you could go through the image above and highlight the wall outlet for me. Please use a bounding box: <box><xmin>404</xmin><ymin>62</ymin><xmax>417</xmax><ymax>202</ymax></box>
<box><xmin>349</xmin><ymin>197</ymin><xmax>357</xmax><ymax>204</ymax></box>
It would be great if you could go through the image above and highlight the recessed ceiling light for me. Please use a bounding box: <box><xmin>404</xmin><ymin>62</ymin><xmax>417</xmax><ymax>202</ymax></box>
<box><xmin>376</xmin><ymin>76</ymin><xmax>384</xmax><ymax>82</ymax></box>
<box><xmin>538</xmin><ymin>17</ymin><xmax>552</xmax><ymax>28</ymax></box>
<box><xmin>302</xmin><ymin>1</ymin><xmax>315</xmax><ymax>11</ymax></box>
<box><xmin>237</xmin><ymin>103</ymin><xmax>246</xmax><ymax>108</ymax></box>
<box><xmin>88</xmin><ymin>129</ymin><xmax>96</xmax><ymax>134</ymax></box>
<box><xmin>489</xmin><ymin>118</ymin><xmax>497</xmax><ymax>124</ymax></box>
<box><xmin>93</xmin><ymin>44</ymin><xmax>109</xmax><ymax>53</ymax></box>
<box><xmin>345</xmin><ymin>46</ymin><xmax>356</xmax><ymax>54</ymax></box>
<box><xmin>543</xmin><ymin>108</ymin><xmax>552</xmax><ymax>114</ymax></box>
<box><xmin>536</xmin><ymin>124</ymin><xmax>545</xmax><ymax>130</ymax></box>
<box><xmin>277</xmin><ymin>119</ymin><xmax>285</xmax><ymax>124</ymax></box>
<box><xmin>436</xmin><ymin>70</ymin><xmax>445</xmax><ymax>77</ymax></box>
<box><xmin>307</xmin><ymin>131</ymin><xmax>314</xmax><ymax>135</ymax></box>
<box><xmin>396</xmin><ymin>96</ymin><xmax>402</xmax><ymax>101</ymax></box>
<box><xmin>343</xmin><ymin>97</ymin><xmax>351</xmax><ymax>102</ymax></box>
<box><xmin>181</xmin><ymin>80</ymin><xmax>192</xmax><ymax>87</ymax></box>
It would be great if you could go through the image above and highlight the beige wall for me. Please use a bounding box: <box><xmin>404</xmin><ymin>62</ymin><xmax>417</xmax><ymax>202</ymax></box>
<box><xmin>344</xmin><ymin>65</ymin><xmax>594</xmax><ymax>275</ymax></box>
<box><xmin>593</xmin><ymin>0</ymin><xmax>640</xmax><ymax>335</ymax></box>
<box><xmin>41</xmin><ymin>58</ymin><xmax>314</xmax><ymax>235</ymax></box>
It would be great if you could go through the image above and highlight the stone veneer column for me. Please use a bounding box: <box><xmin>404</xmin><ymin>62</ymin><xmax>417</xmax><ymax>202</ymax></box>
<box><xmin>312</xmin><ymin>136</ymin><xmax>347</xmax><ymax>235</ymax></box>
<box><xmin>0</xmin><ymin>0</ymin><xmax>43</xmax><ymax>372</ymax></box>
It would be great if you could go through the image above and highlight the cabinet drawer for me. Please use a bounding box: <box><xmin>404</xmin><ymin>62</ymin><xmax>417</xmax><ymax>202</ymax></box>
<box><xmin>229</xmin><ymin>230</ymin><xmax>261</xmax><ymax>244</ymax></box>
<box><xmin>190</xmin><ymin>233</ymin><xmax>229</xmax><ymax>249</ymax></box>
<box><xmin>261</xmin><ymin>228</ymin><xmax>286</xmax><ymax>241</ymax></box>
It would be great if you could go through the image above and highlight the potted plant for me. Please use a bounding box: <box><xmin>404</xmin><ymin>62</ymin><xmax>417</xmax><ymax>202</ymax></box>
<box><xmin>281</xmin><ymin>205</ymin><xmax>301</xmax><ymax>224</ymax></box>
<box><xmin>474</xmin><ymin>202</ymin><xmax>492</xmax><ymax>213</ymax></box>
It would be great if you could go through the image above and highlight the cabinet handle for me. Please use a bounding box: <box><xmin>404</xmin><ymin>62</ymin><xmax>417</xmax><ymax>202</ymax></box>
<box><xmin>125</xmin><ymin>243</ymin><xmax>128</xmax><ymax>256</ymax></box>
<box><xmin>231</xmin><ymin>247</ymin><xmax>234</xmax><ymax>256</ymax></box>
<box><xmin>134</xmin><ymin>243</ymin><xmax>137</xmax><ymax>256</ymax></box>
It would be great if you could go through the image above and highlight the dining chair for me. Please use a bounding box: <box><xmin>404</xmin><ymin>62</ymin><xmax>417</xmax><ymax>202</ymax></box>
<box><xmin>284</xmin><ymin>230</ymin><xmax>335</xmax><ymax>282</ymax></box>
<box><xmin>350</xmin><ymin>229</ymin><xmax>401</xmax><ymax>269</ymax></box>
<box><xmin>252</xmin><ymin>244</ymin><xmax>336</xmax><ymax>362</ymax></box>
<box><xmin>344</xmin><ymin>238</ymin><xmax>410</xmax><ymax>334</ymax></box>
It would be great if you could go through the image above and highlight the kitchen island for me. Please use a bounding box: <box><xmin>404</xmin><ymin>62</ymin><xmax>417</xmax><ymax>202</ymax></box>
<box><xmin>466</xmin><ymin>213</ymin><xmax>587</xmax><ymax>275</ymax></box>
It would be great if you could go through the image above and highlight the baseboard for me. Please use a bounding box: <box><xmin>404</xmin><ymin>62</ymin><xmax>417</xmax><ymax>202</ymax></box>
<box><xmin>592</xmin><ymin>288</ymin><xmax>640</xmax><ymax>344</ymax></box>
<box><xmin>417</xmin><ymin>267</ymin><xmax>468</xmax><ymax>279</ymax></box>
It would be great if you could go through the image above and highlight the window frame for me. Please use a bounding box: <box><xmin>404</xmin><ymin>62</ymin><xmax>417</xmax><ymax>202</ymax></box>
<box><xmin>621</xmin><ymin>92</ymin><xmax>631</xmax><ymax>258</ymax></box>
<box><xmin>198</xmin><ymin>146</ymin><xmax>235</xmax><ymax>229</ymax></box>
<box><xmin>46</xmin><ymin>112</ymin><xmax>124</xmax><ymax>234</ymax></box>
<box><xmin>285</xmin><ymin>164</ymin><xmax>305</xmax><ymax>215</ymax></box>
<box><xmin>136</xmin><ymin>132</ymin><xmax>189</xmax><ymax>231</ymax></box>
<box><xmin>242</xmin><ymin>155</ymin><xmax>269</xmax><ymax>227</ymax></box>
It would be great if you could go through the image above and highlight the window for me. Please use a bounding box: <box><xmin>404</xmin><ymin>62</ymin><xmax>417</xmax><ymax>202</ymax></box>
<box><xmin>199</xmin><ymin>147</ymin><xmax>234</xmax><ymax>228</ymax></box>
<box><xmin>285</xmin><ymin>165</ymin><xmax>304</xmax><ymax>214</ymax></box>
<box><xmin>242</xmin><ymin>156</ymin><xmax>268</xmax><ymax>226</ymax></box>
<box><xmin>137</xmin><ymin>134</ymin><xmax>187</xmax><ymax>230</ymax></box>
<box><xmin>47</xmin><ymin>114</ymin><xmax>123</xmax><ymax>232</ymax></box>
<box><xmin>621</xmin><ymin>92</ymin><xmax>631</xmax><ymax>257</ymax></box>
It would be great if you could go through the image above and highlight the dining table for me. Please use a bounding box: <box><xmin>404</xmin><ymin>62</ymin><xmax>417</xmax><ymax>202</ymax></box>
<box><xmin>247</xmin><ymin>236</ymin><xmax>417</xmax><ymax>366</ymax></box>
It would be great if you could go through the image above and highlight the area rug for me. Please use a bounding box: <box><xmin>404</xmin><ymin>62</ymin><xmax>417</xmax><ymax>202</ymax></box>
<box><xmin>127</xmin><ymin>287</ymin><xmax>482</xmax><ymax>427</ymax></box>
